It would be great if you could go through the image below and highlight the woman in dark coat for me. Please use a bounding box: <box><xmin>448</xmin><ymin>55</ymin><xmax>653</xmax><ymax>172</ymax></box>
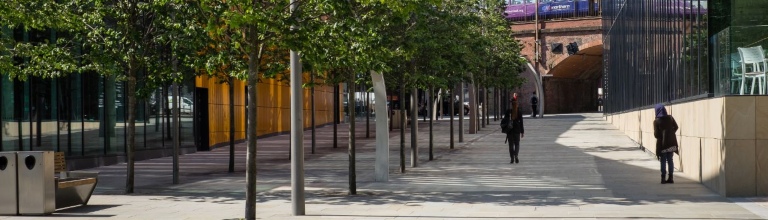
<box><xmin>654</xmin><ymin>104</ymin><xmax>679</xmax><ymax>184</ymax></box>
<box><xmin>501</xmin><ymin>99</ymin><xmax>525</xmax><ymax>164</ymax></box>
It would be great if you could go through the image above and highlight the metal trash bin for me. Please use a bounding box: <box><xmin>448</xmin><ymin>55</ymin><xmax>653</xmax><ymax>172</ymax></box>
<box><xmin>17</xmin><ymin>151</ymin><xmax>55</xmax><ymax>215</ymax></box>
<box><xmin>0</xmin><ymin>152</ymin><xmax>18</xmax><ymax>215</ymax></box>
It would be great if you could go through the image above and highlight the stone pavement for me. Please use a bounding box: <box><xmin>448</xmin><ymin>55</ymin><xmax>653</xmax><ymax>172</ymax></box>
<box><xmin>3</xmin><ymin>113</ymin><xmax>768</xmax><ymax>219</ymax></box>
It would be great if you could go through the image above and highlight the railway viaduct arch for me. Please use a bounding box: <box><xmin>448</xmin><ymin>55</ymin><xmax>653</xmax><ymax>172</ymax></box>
<box><xmin>511</xmin><ymin>17</ymin><xmax>603</xmax><ymax>114</ymax></box>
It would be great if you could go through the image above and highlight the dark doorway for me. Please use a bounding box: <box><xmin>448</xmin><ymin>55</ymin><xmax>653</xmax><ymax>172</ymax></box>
<box><xmin>194</xmin><ymin>88</ymin><xmax>209</xmax><ymax>151</ymax></box>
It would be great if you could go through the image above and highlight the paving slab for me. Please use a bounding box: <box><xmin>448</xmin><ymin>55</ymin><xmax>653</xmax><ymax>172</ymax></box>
<box><xmin>2</xmin><ymin>113</ymin><xmax>768</xmax><ymax>219</ymax></box>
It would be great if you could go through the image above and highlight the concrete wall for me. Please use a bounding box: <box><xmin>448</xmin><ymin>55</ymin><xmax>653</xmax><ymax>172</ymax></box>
<box><xmin>606</xmin><ymin>96</ymin><xmax>768</xmax><ymax>197</ymax></box>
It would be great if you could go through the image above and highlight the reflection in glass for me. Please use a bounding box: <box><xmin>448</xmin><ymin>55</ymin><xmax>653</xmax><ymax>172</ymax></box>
<box><xmin>180</xmin><ymin>79</ymin><xmax>196</xmax><ymax>149</ymax></box>
<box><xmin>82</xmin><ymin>73</ymin><xmax>104</xmax><ymax>156</ymax></box>
<box><xmin>68</xmin><ymin>74</ymin><xmax>85</xmax><ymax>156</ymax></box>
<box><xmin>710</xmin><ymin>0</ymin><xmax>768</xmax><ymax>96</ymax></box>
<box><xmin>1</xmin><ymin>77</ymin><xmax>17</xmax><ymax>151</ymax></box>
<box><xmin>28</xmin><ymin>77</ymin><xmax>59</xmax><ymax>152</ymax></box>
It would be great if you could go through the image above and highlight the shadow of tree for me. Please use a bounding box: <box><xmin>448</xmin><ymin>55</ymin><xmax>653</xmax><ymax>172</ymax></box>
<box><xmin>252</xmin><ymin>114</ymin><xmax>759</xmax><ymax>219</ymax></box>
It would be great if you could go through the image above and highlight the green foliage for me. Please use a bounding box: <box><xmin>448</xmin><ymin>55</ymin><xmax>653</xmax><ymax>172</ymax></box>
<box><xmin>289</xmin><ymin>0</ymin><xmax>419</xmax><ymax>86</ymax></box>
<box><xmin>198</xmin><ymin>0</ymin><xmax>297</xmax><ymax>83</ymax></box>
<box><xmin>1</xmin><ymin>0</ymin><xmax>525</xmax><ymax>97</ymax></box>
<box><xmin>381</xmin><ymin>0</ymin><xmax>526</xmax><ymax>91</ymax></box>
<box><xmin>0</xmin><ymin>0</ymin><xmax>85</xmax><ymax>80</ymax></box>
<box><xmin>475</xmin><ymin>0</ymin><xmax>526</xmax><ymax>89</ymax></box>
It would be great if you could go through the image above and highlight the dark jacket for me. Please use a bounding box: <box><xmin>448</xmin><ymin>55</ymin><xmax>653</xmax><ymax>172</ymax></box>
<box><xmin>653</xmin><ymin>115</ymin><xmax>679</xmax><ymax>155</ymax></box>
<box><xmin>501</xmin><ymin>109</ymin><xmax>525</xmax><ymax>135</ymax></box>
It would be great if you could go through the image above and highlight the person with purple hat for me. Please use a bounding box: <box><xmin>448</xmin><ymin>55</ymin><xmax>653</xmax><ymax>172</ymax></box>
<box><xmin>654</xmin><ymin>104</ymin><xmax>679</xmax><ymax>184</ymax></box>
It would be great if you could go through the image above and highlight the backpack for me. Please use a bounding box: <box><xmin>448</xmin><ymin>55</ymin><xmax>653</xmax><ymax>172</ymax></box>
<box><xmin>500</xmin><ymin>118</ymin><xmax>514</xmax><ymax>133</ymax></box>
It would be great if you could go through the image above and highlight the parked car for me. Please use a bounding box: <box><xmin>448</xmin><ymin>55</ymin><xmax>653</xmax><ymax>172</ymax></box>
<box><xmin>167</xmin><ymin>96</ymin><xmax>193</xmax><ymax>115</ymax></box>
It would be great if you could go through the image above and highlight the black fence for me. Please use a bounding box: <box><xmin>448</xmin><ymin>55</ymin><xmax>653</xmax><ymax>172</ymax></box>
<box><xmin>602</xmin><ymin>0</ymin><xmax>710</xmax><ymax>114</ymax></box>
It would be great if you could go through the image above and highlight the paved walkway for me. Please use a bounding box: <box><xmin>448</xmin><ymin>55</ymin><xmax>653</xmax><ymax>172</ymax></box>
<box><xmin>3</xmin><ymin>113</ymin><xmax>768</xmax><ymax>219</ymax></box>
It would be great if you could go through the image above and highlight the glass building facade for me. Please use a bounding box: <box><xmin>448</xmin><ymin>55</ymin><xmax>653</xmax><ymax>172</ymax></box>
<box><xmin>602</xmin><ymin>1</ymin><xmax>768</xmax><ymax>197</ymax></box>
<box><xmin>602</xmin><ymin>0</ymin><xmax>711</xmax><ymax>114</ymax></box>
<box><xmin>710</xmin><ymin>1</ymin><xmax>768</xmax><ymax>97</ymax></box>
<box><xmin>1</xmin><ymin>28</ymin><xmax>197</xmax><ymax>159</ymax></box>
<box><xmin>0</xmin><ymin>74</ymin><xmax>197</xmax><ymax>156</ymax></box>
<box><xmin>604</xmin><ymin>0</ymin><xmax>768</xmax><ymax>114</ymax></box>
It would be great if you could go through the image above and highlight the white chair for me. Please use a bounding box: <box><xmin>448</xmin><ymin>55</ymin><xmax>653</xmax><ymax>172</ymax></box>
<box><xmin>730</xmin><ymin>54</ymin><xmax>742</xmax><ymax>94</ymax></box>
<box><xmin>738</xmin><ymin>46</ymin><xmax>767</xmax><ymax>95</ymax></box>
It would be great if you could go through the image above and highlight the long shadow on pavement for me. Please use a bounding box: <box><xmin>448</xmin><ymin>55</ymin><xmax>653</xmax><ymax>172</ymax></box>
<box><xmin>255</xmin><ymin>114</ymin><xmax>762</xmax><ymax>219</ymax></box>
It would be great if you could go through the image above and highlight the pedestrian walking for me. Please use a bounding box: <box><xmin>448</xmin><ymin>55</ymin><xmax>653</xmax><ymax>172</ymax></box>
<box><xmin>597</xmin><ymin>97</ymin><xmax>603</xmax><ymax>112</ymax></box>
<box><xmin>531</xmin><ymin>91</ymin><xmax>539</xmax><ymax>118</ymax></box>
<box><xmin>501</xmin><ymin>97</ymin><xmax>525</xmax><ymax>164</ymax></box>
<box><xmin>654</xmin><ymin>104</ymin><xmax>679</xmax><ymax>184</ymax></box>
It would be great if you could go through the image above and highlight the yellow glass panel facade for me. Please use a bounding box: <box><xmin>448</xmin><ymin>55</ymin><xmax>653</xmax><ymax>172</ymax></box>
<box><xmin>196</xmin><ymin>75</ymin><xmax>339</xmax><ymax>149</ymax></box>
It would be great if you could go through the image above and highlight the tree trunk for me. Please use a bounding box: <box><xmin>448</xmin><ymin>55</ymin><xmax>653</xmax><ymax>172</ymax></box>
<box><xmin>469</xmin><ymin>80</ymin><xmax>476</xmax><ymax>134</ymax></box>
<box><xmin>483</xmin><ymin>86</ymin><xmax>488</xmax><ymax>127</ymax></box>
<box><xmin>495</xmin><ymin>88</ymin><xmax>499</xmax><ymax>121</ymax></box>
<box><xmin>399</xmin><ymin>82</ymin><xmax>405</xmax><ymax>173</ymax></box>
<box><xmin>173</xmin><ymin>65</ymin><xmax>181</xmax><ymax>184</ymax></box>
<box><xmin>428</xmin><ymin>86</ymin><xmax>433</xmax><ymax>161</ymax></box>
<box><xmin>410</xmin><ymin>86</ymin><xmax>418</xmax><ymax>167</ymax></box>
<box><xmin>333</xmin><ymin>85</ymin><xmax>338</xmax><ymax>148</ymax></box>
<box><xmin>229</xmin><ymin>77</ymin><xmax>235</xmax><ymax>173</ymax></box>
<box><xmin>449</xmin><ymin>86</ymin><xmax>454</xmax><ymax>149</ymax></box>
<box><xmin>458</xmin><ymin>82</ymin><xmax>464</xmax><ymax>142</ymax></box>
<box><xmin>125</xmin><ymin>61</ymin><xmax>137</xmax><ymax>194</ymax></box>
<box><xmin>244</xmin><ymin>40</ymin><xmax>262</xmax><ymax>220</ymax></box>
<box><xmin>311</xmin><ymin>73</ymin><xmax>316</xmax><ymax>154</ymax></box>
<box><xmin>164</xmin><ymin>86</ymin><xmax>170</xmax><ymax>140</ymax></box>
<box><xmin>475</xmin><ymin>84</ymin><xmax>480</xmax><ymax>131</ymax></box>
<box><xmin>366</xmin><ymin>85</ymin><xmax>370</xmax><ymax>138</ymax></box>
<box><xmin>348</xmin><ymin>76</ymin><xmax>357</xmax><ymax>195</ymax></box>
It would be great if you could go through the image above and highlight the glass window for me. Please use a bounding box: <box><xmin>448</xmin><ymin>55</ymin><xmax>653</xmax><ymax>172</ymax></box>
<box><xmin>67</xmin><ymin>74</ymin><xmax>85</xmax><ymax>156</ymax></box>
<box><xmin>711</xmin><ymin>0</ymin><xmax>768</xmax><ymax>96</ymax></box>
<box><xmin>109</xmin><ymin>77</ymin><xmax>125</xmax><ymax>155</ymax></box>
<box><xmin>28</xmin><ymin>77</ymin><xmax>59</xmax><ymax>152</ymax></box>
<box><xmin>147</xmin><ymin>86</ymin><xmax>171</xmax><ymax>149</ymax></box>
<box><xmin>180</xmin><ymin>79</ymin><xmax>196</xmax><ymax>149</ymax></box>
<box><xmin>82</xmin><ymin>72</ymin><xmax>104</xmax><ymax>156</ymax></box>
<box><xmin>1</xmin><ymin>77</ymin><xmax>17</xmax><ymax>151</ymax></box>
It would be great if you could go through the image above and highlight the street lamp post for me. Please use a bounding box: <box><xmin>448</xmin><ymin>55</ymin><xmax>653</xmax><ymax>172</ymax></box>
<box><xmin>289</xmin><ymin>0</ymin><xmax>305</xmax><ymax>215</ymax></box>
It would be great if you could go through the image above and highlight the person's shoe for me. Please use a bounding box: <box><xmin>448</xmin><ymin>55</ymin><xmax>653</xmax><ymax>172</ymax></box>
<box><xmin>661</xmin><ymin>175</ymin><xmax>668</xmax><ymax>184</ymax></box>
<box><xmin>515</xmin><ymin>156</ymin><xmax>519</xmax><ymax>164</ymax></box>
<box><xmin>666</xmin><ymin>174</ymin><xmax>674</xmax><ymax>184</ymax></box>
<box><xmin>510</xmin><ymin>160</ymin><xmax>514</xmax><ymax>164</ymax></box>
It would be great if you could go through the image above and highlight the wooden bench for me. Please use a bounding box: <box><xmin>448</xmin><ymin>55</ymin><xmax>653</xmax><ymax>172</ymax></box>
<box><xmin>53</xmin><ymin>152</ymin><xmax>98</xmax><ymax>209</ymax></box>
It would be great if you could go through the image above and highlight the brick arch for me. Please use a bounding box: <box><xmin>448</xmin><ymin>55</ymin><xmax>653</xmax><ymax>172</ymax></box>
<box><xmin>547</xmin><ymin>41</ymin><xmax>602</xmax><ymax>72</ymax></box>
<box><xmin>548</xmin><ymin>43</ymin><xmax>603</xmax><ymax>79</ymax></box>
<box><xmin>510</xmin><ymin>18</ymin><xmax>603</xmax><ymax>114</ymax></box>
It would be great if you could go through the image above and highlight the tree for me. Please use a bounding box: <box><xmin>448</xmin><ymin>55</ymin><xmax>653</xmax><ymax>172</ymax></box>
<box><xmin>0</xmin><ymin>0</ymin><xmax>83</xmax><ymax>80</ymax></box>
<box><xmin>74</xmin><ymin>0</ymin><xmax>209</xmax><ymax>193</ymax></box>
<box><xmin>299</xmin><ymin>0</ymin><xmax>430</xmax><ymax>192</ymax></box>
<box><xmin>199</xmin><ymin>0</ymin><xmax>310</xmax><ymax>218</ymax></box>
<box><xmin>1</xmin><ymin>0</ymin><xmax>211</xmax><ymax>192</ymax></box>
